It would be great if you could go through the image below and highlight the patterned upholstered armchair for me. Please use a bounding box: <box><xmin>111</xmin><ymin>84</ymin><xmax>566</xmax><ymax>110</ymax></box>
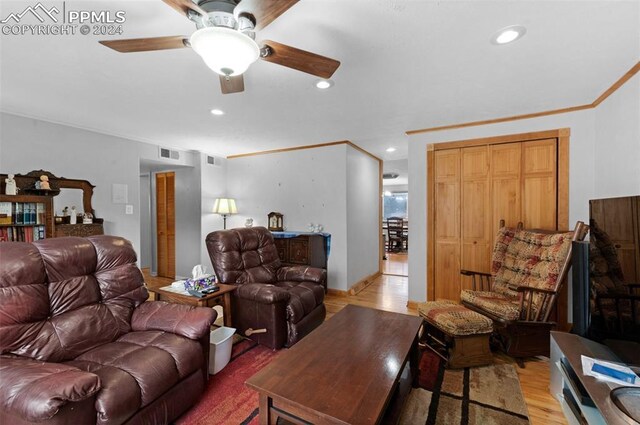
<box><xmin>460</xmin><ymin>221</ymin><xmax>589</xmax><ymax>361</ymax></box>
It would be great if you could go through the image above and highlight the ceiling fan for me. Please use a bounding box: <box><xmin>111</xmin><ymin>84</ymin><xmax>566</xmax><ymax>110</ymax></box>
<box><xmin>99</xmin><ymin>0</ymin><xmax>341</xmax><ymax>94</ymax></box>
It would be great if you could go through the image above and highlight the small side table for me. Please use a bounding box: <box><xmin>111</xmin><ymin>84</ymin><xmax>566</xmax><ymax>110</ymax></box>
<box><xmin>147</xmin><ymin>283</ymin><xmax>236</xmax><ymax>327</ymax></box>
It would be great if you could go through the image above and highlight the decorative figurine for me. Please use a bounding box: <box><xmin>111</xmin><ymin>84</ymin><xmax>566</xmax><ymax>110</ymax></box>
<box><xmin>4</xmin><ymin>174</ymin><xmax>17</xmax><ymax>195</ymax></box>
<box><xmin>39</xmin><ymin>175</ymin><xmax>50</xmax><ymax>190</ymax></box>
<box><xmin>83</xmin><ymin>213</ymin><xmax>93</xmax><ymax>224</ymax></box>
<box><xmin>70</xmin><ymin>206</ymin><xmax>77</xmax><ymax>224</ymax></box>
<box><xmin>62</xmin><ymin>206</ymin><xmax>69</xmax><ymax>216</ymax></box>
<box><xmin>245</xmin><ymin>218</ymin><xmax>254</xmax><ymax>228</ymax></box>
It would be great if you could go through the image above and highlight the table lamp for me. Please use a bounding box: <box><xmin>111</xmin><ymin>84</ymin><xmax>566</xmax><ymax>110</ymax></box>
<box><xmin>213</xmin><ymin>198</ymin><xmax>237</xmax><ymax>229</ymax></box>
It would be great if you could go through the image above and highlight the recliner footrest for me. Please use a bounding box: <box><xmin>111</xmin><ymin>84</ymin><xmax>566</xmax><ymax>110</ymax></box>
<box><xmin>418</xmin><ymin>300</ymin><xmax>494</xmax><ymax>369</ymax></box>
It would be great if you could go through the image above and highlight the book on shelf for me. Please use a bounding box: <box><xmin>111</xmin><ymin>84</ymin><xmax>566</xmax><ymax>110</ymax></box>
<box><xmin>0</xmin><ymin>202</ymin><xmax>11</xmax><ymax>225</ymax></box>
<box><xmin>15</xmin><ymin>203</ymin><xmax>23</xmax><ymax>225</ymax></box>
<box><xmin>36</xmin><ymin>203</ymin><xmax>45</xmax><ymax>225</ymax></box>
<box><xmin>0</xmin><ymin>225</ymin><xmax>46</xmax><ymax>242</ymax></box>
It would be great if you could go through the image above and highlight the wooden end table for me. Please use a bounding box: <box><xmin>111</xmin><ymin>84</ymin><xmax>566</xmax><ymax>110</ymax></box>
<box><xmin>147</xmin><ymin>283</ymin><xmax>236</xmax><ymax>327</ymax></box>
<box><xmin>246</xmin><ymin>304</ymin><xmax>423</xmax><ymax>424</ymax></box>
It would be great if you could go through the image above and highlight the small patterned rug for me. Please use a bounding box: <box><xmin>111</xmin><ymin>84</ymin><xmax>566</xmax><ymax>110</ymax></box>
<box><xmin>176</xmin><ymin>338</ymin><xmax>279</xmax><ymax>425</ymax></box>
<box><xmin>399</xmin><ymin>351</ymin><xmax>530</xmax><ymax>425</ymax></box>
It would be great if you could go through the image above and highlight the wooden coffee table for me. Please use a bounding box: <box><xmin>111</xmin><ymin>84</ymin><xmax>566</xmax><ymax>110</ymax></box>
<box><xmin>147</xmin><ymin>283</ymin><xmax>236</xmax><ymax>327</ymax></box>
<box><xmin>246</xmin><ymin>304</ymin><xmax>423</xmax><ymax>424</ymax></box>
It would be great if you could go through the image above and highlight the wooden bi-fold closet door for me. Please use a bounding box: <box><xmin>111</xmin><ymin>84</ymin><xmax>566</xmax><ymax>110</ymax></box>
<box><xmin>431</xmin><ymin>131</ymin><xmax>567</xmax><ymax>303</ymax></box>
<box><xmin>156</xmin><ymin>171</ymin><xmax>175</xmax><ymax>279</ymax></box>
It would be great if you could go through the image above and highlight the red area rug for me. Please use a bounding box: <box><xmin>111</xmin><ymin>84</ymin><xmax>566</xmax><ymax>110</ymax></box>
<box><xmin>176</xmin><ymin>339</ymin><xmax>279</xmax><ymax>425</ymax></box>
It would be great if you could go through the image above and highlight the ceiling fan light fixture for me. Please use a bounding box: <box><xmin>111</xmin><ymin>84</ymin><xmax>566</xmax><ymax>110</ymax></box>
<box><xmin>190</xmin><ymin>26</ymin><xmax>259</xmax><ymax>76</ymax></box>
<box><xmin>491</xmin><ymin>25</ymin><xmax>526</xmax><ymax>45</ymax></box>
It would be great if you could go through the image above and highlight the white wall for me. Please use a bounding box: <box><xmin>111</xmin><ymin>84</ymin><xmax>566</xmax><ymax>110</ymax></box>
<box><xmin>594</xmin><ymin>73</ymin><xmax>640</xmax><ymax>197</ymax></box>
<box><xmin>0</xmin><ymin>112</ymin><xmax>206</xmax><ymax>277</ymax></box>
<box><xmin>227</xmin><ymin>144</ymin><xmax>349</xmax><ymax>290</ymax></box>
<box><xmin>173</xmin><ymin>166</ymin><xmax>202</xmax><ymax>278</ymax></box>
<box><xmin>0</xmin><ymin>113</ymin><xmax>142</xmax><ymax>253</ymax></box>
<box><xmin>346</xmin><ymin>145</ymin><xmax>380</xmax><ymax>284</ymax></box>
<box><xmin>199</xmin><ymin>153</ymin><xmax>228</xmax><ymax>269</ymax></box>
<box><xmin>407</xmin><ymin>72</ymin><xmax>640</xmax><ymax>303</ymax></box>
<box><xmin>139</xmin><ymin>173</ymin><xmax>152</xmax><ymax>268</ymax></box>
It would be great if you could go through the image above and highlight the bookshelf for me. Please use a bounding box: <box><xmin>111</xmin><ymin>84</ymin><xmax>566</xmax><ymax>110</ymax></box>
<box><xmin>0</xmin><ymin>194</ymin><xmax>54</xmax><ymax>242</ymax></box>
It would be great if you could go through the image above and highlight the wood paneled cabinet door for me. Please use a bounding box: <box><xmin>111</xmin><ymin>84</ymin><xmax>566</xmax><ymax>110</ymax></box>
<box><xmin>590</xmin><ymin>196</ymin><xmax>640</xmax><ymax>283</ymax></box>
<box><xmin>434</xmin><ymin>149</ymin><xmax>461</xmax><ymax>301</ymax></box>
<box><xmin>432</xmin><ymin>137</ymin><xmax>562</xmax><ymax>302</ymax></box>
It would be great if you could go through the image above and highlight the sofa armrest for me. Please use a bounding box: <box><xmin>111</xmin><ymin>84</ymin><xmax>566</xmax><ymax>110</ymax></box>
<box><xmin>131</xmin><ymin>301</ymin><xmax>217</xmax><ymax>340</ymax></box>
<box><xmin>0</xmin><ymin>356</ymin><xmax>100</xmax><ymax>422</ymax></box>
<box><xmin>236</xmin><ymin>283</ymin><xmax>290</xmax><ymax>305</ymax></box>
<box><xmin>277</xmin><ymin>266</ymin><xmax>326</xmax><ymax>284</ymax></box>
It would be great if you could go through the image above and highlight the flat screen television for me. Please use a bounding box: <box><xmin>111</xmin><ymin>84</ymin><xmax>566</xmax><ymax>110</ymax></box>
<box><xmin>572</xmin><ymin>195</ymin><xmax>640</xmax><ymax>365</ymax></box>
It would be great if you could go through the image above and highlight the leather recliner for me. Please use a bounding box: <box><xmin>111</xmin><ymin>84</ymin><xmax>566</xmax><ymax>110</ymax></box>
<box><xmin>0</xmin><ymin>236</ymin><xmax>217</xmax><ymax>425</ymax></box>
<box><xmin>206</xmin><ymin>227</ymin><xmax>326</xmax><ymax>349</ymax></box>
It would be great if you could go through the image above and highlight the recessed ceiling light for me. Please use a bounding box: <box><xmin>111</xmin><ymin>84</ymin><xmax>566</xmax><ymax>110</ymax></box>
<box><xmin>491</xmin><ymin>25</ymin><xmax>526</xmax><ymax>45</ymax></box>
<box><xmin>315</xmin><ymin>79</ymin><xmax>334</xmax><ymax>89</ymax></box>
<box><xmin>386</xmin><ymin>147</ymin><xmax>397</xmax><ymax>153</ymax></box>
<box><xmin>210</xmin><ymin>109</ymin><xmax>225</xmax><ymax>116</ymax></box>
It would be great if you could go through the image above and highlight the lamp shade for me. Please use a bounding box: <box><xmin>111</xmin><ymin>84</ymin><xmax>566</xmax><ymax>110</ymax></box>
<box><xmin>213</xmin><ymin>198</ymin><xmax>237</xmax><ymax>215</ymax></box>
<box><xmin>190</xmin><ymin>27</ymin><xmax>260</xmax><ymax>77</ymax></box>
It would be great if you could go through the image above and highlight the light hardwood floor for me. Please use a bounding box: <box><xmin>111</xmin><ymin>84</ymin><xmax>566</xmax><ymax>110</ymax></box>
<box><xmin>382</xmin><ymin>252</ymin><xmax>409</xmax><ymax>276</ymax></box>
<box><xmin>143</xmin><ymin>270</ymin><xmax>566</xmax><ymax>425</ymax></box>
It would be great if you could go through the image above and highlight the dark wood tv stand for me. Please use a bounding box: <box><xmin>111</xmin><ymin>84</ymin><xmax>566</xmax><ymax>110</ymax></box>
<box><xmin>550</xmin><ymin>332</ymin><xmax>638</xmax><ymax>425</ymax></box>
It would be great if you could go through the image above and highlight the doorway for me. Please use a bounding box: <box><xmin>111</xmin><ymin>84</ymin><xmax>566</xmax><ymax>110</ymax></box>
<box><xmin>155</xmin><ymin>171</ymin><xmax>175</xmax><ymax>278</ymax></box>
<box><xmin>383</xmin><ymin>159</ymin><xmax>408</xmax><ymax>277</ymax></box>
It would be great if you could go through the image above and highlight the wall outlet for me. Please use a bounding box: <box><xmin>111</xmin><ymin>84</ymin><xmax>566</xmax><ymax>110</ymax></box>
<box><xmin>125</xmin><ymin>205</ymin><xmax>133</xmax><ymax>215</ymax></box>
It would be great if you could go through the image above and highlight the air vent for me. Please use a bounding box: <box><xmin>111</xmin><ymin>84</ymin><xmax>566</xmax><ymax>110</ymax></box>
<box><xmin>206</xmin><ymin>155</ymin><xmax>223</xmax><ymax>166</ymax></box>
<box><xmin>159</xmin><ymin>147</ymin><xmax>180</xmax><ymax>160</ymax></box>
<box><xmin>383</xmin><ymin>172</ymin><xmax>399</xmax><ymax>179</ymax></box>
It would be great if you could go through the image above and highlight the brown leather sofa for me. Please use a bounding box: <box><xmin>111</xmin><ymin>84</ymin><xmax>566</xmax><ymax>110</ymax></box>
<box><xmin>0</xmin><ymin>236</ymin><xmax>217</xmax><ymax>425</ymax></box>
<box><xmin>206</xmin><ymin>227</ymin><xmax>326</xmax><ymax>349</ymax></box>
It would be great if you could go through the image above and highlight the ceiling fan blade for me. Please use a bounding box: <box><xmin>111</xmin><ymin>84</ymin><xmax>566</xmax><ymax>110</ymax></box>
<box><xmin>99</xmin><ymin>36</ymin><xmax>189</xmax><ymax>53</ymax></box>
<box><xmin>162</xmin><ymin>0</ymin><xmax>207</xmax><ymax>18</ymax></box>
<box><xmin>219</xmin><ymin>75</ymin><xmax>245</xmax><ymax>94</ymax></box>
<box><xmin>234</xmin><ymin>0</ymin><xmax>298</xmax><ymax>31</ymax></box>
<box><xmin>260</xmin><ymin>40</ymin><xmax>340</xmax><ymax>79</ymax></box>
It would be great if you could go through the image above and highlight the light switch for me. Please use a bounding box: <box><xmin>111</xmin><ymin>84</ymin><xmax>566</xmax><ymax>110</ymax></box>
<box><xmin>125</xmin><ymin>205</ymin><xmax>133</xmax><ymax>215</ymax></box>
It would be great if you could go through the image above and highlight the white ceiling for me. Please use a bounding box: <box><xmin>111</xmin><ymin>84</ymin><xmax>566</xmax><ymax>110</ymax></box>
<box><xmin>1</xmin><ymin>0</ymin><xmax>638</xmax><ymax>160</ymax></box>
<box><xmin>383</xmin><ymin>159</ymin><xmax>408</xmax><ymax>186</ymax></box>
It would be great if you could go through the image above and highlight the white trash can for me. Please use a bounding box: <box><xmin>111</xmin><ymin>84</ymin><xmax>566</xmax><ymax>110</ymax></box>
<box><xmin>209</xmin><ymin>327</ymin><xmax>236</xmax><ymax>375</ymax></box>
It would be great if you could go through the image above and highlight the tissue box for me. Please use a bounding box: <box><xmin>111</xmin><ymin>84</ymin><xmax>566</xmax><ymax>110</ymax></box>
<box><xmin>184</xmin><ymin>275</ymin><xmax>217</xmax><ymax>291</ymax></box>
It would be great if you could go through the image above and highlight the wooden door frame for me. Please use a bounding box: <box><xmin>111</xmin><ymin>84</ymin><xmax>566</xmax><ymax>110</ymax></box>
<box><xmin>426</xmin><ymin>128</ymin><xmax>570</xmax><ymax>303</ymax></box>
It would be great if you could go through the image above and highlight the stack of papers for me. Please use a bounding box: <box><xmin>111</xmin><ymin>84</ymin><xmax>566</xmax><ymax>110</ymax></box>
<box><xmin>581</xmin><ymin>355</ymin><xmax>640</xmax><ymax>387</ymax></box>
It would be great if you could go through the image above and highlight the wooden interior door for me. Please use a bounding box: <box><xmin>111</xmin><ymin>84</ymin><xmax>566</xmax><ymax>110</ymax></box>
<box><xmin>461</xmin><ymin>146</ymin><xmax>492</xmax><ymax>291</ymax></box>
<box><xmin>522</xmin><ymin>139</ymin><xmax>557</xmax><ymax>229</ymax></box>
<box><xmin>434</xmin><ymin>149</ymin><xmax>461</xmax><ymax>301</ymax></box>
<box><xmin>156</xmin><ymin>172</ymin><xmax>175</xmax><ymax>278</ymax></box>
<box><xmin>591</xmin><ymin>196</ymin><xmax>640</xmax><ymax>282</ymax></box>
<box><xmin>490</xmin><ymin>143</ymin><xmax>522</xmax><ymax>239</ymax></box>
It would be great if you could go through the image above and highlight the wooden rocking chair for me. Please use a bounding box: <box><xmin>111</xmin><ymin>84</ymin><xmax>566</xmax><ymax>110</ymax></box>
<box><xmin>460</xmin><ymin>220</ymin><xmax>589</xmax><ymax>362</ymax></box>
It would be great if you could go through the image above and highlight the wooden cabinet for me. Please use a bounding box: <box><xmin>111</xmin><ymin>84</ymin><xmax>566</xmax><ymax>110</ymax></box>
<box><xmin>590</xmin><ymin>196</ymin><xmax>640</xmax><ymax>283</ymax></box>
<box><xmin>55</xmin><ymin>223</ymin><xmax>104</xmax><ymax>238</ymax></box>
<box><xmin>273</xmin><ymin>234</ymin><xmax>328</xmax><ymax>269</ymax></box>
<box><xmin>431</xmin><ymin>133</ymin><xmax>566</xmax><ymax>303</ymax></box>
<box><xmin>0</xmin><ymin>194</ymin><xmax>54</xmax><ymax>242</ymax></box>
<box><xmin>1</xmin><ymin>170</ymin><xmax>104</xmax><ymax>241</ymax></box>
